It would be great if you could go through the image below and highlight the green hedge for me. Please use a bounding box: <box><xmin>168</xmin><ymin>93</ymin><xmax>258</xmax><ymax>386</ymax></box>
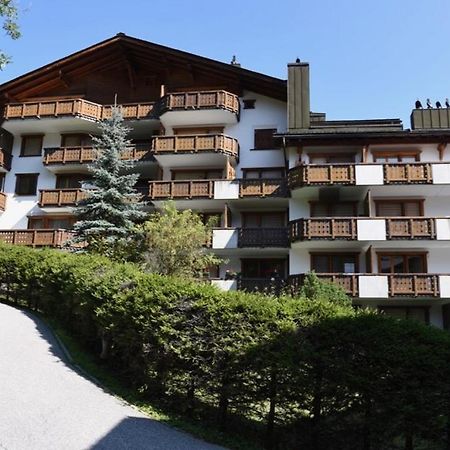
<box><xmin>1</xmin><ymin>243</ymin><xmax>450</xmax><ymax>450</ymax></box>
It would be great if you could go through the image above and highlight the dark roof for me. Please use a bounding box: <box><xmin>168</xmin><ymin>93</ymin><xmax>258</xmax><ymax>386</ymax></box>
<box><xmin>0</xmin><ymin>33</ymin><xmax>287</xmax><ymax>101</ymax></box>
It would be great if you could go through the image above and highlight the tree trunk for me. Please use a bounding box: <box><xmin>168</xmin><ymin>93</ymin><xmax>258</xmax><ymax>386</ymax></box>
<box><xmin>218</xmin><ymin>377</ymin><xmax>230</xmax><ymax>430</ymax></box>
<box><xmin>362</xmin><ymin>399</ymin><xmax>371</xmax><ymax>450</ymax></box>
<box><xmin>100</xmin><ymin>333</ymin><xmax>110</xmax><ymax>359</ymax></box>
<box><xmin>404</xmin><ymin>431</ymin><xmax>413</xmax><ymax>450</ymax></box>
<box><xmin>266</xmin><ymin>370</ymin><xmax>277</xmax><ymax>450</ymax></box>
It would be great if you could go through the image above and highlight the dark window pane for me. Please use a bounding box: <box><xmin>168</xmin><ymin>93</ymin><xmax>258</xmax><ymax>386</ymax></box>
<box><xmin>254</xmin><ymin>129</ymin><xmax>276</xmax><ymax>149</ymax></box>
<box><xmin>21</xmin><ymin>136</ymin><xmax>42</xmax><ymax>156</ymax></box>
<box><xmin>312</xmin><ymin>255</ymin><xmax>329</xmax><ymax>273</ymax></box>
<box><xmin>407</xmin><ymin>255</ymin><xmax>425</xmax><ymax>273</ymax></box>
<box><xmin>15</xmin><ymin>174</ymin><xmax>38</xmax><ymax>196</ymax></box>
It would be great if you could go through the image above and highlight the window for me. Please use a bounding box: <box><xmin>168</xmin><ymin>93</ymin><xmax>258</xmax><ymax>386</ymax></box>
<box><xmin>28</xmin><ymin>215</ymin><xmax>76</xmax><ymax>229</ymax></box>
<box><xmin>372</xmin><ymin>151</ymin><xmax>420</xmax><ymax>163</ymax></box>
<box><xmin>310</xmin><ymin>201</ymin><xmax>357</xmax><ymax>217</ymax></box>
<box><xmin>375</xmin><ymin>199</ymin><xmax>423</xmax><ymax>217</ymax></box>
<box><xmin>308</xmin><ymin>153</ymin><xmax>356</xmax><ymax>164</ymax></box>
<box><xmin>61</xmin><ymin>134</ymin><xmax>92</xmax><ymax>147</ymax></box>
<box><xmin>56</xmin><ymin>174</ymin><xmax>86</xmax><ymax>189</ymax></box>
<box><xmin>20</xmin><ymin>135</ymin><xmax>43</xmax><ymax>157</ymax></box>
<box><xmin>242</xmin><ymin>168</ymin><xmax>285</xmax><ymax>179</ymax></box>
<box><xmin>378</xmin><ymin>253</ymin><xmax>427</xmax><ymax>273</ymax></box>
<box><xmin>15</xmin><ymin>174</ymin><xmax>39</xmax><ymax>196</ymax></box>
<box><xmin>379</xmin><ymin>306</ymin><xmax>428</xmax><ymax>324</ymax></box>
<box><xmin>254</xmin><ymin>129</ymin><xmax>277</xmax><ymax>150</ymax></box>
<box><xmin>241</xmin><ymin>259</ymin><xmax>287</xmax><ymax>278</ymax></box>
<box><xmin>311</xmin><ymin>253</ymin><xmax>359</xmax><ymax>273</ymax></box>
<box><xmin>243</xmin><ymin>99</ymin><xmax>256</xmax><ymax>109</ymax></box>
<box><xmin>171</xmin><ymin>169</ymin><xmax>223</xmax><ymax>180</ymax></box>
<box><xmin>242</xmin><ymin>212</ymin><xmax>286</xmax><ymax>228</ymax></box>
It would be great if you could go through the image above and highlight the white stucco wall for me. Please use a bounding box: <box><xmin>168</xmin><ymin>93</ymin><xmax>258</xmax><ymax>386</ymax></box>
<box><xmin>289</xmin><ymin>248</ymin><xmax>310</xmax><ymax>275</ymax></box>
<box><xmin>358</xmin><ymin>275</ymin><xmax>389</xmax><ymax>298</ymax></box>
<box><xmin>226</xmin><ymin>92</ymin><xmax>286</xmax><ymax>177</ymax></box>
<box><xmin>0</xmin><ymin>132</ymin><xmax>61</xmax><ymax>228</ymax></box>
<box><xmin>214</xmin><ymin>180</ymin><xmax>239</xmax><ymax>199</ymax></box>
<box><xmin>288</xmin><ymin>199</ymin><xmax>309</xmax><ymax>221</ymax></box>
<box><xmin>357</xmin><ymin>219</ymin><xmax>386</xmax><ymax>240</ymax></box>
<box><xmin>355</xmin><ymin>165</ymin><xmax>384</xmax><ymax>185</ymax></box>
<box><xmin>212</xmin><ymin>229</ymin><xmax>238</xmax><ymax>249</ymax></box>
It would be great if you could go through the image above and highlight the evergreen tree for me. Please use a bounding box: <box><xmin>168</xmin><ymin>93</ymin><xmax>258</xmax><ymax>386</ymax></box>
<box><xmin>71</xmin><ymin>107</ymin><xmax>147</xmax><ymax>259</ymax></box>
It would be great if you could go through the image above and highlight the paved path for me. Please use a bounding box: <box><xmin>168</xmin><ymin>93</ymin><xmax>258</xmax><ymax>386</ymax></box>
<box><xmin>0</xmin><ymin>303</ymin><xmax>224</xmax><ymax>450</ymax></box>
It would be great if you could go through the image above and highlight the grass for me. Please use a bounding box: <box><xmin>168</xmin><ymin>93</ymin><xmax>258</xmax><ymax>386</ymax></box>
<box><xmin>45</xmin><ymin>317</ymin><xmax>262</xmax><ymax>450</ymax></box>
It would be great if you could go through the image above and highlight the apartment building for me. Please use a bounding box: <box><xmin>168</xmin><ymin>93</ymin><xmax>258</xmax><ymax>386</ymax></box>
<box><xmin>0</xmin><ymin>34</ymin><xmax>450</xmax><ymax>327</ymax></box>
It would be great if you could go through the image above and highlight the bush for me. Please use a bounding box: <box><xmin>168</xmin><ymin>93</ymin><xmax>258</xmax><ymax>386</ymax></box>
<box><xmin>1</xmin><ymin>244</ymin><xmax>450</xmax><ymax>450</ymax></box>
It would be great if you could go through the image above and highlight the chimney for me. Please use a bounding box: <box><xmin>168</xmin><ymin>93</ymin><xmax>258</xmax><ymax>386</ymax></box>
<box><xmin>287</xmin><ymin>60</ymin><xmax>310</xmax><ymax>130</ymax></box>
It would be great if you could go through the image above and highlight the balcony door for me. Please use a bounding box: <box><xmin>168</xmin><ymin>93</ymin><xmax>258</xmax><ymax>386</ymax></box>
<box><xmin>375</xmin><ymin>199</ymin><xmax>423</xmax><ymax>217</ymax></box>
<box><xmin>241</xmin><ymin>259</ymin><xmax>287</xmax><ymax>279</ymax></box>
<box><xmin>242</xmin><ymin>212</ymin><xmax>286</xmax><ymax>228</ymax></box>
<box><xmin>378</xmin><ymin>253</ymin><xmax>427</xmax><ymax>273</ymax></box>
<box><xmin>311</xmin><ymin>253</ymin><xmax>359</xmax><ymax>274</ymax></box>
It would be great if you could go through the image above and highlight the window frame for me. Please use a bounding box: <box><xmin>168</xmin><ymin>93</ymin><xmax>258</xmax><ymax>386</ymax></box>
<box><xmin>376</xmin><ymin>252</ymin><xmax>428</xmax><ymax>274</ymax></box>
<box><xmin>374</xmin><ymin>199</ymin><xmax>424</xmax><ymax>217</ymax></box>
<box><xmin>372</xmin><ymin>150</ymin><xmax>421</xmax><ymax>163</ymax></box>
<box><xmin>20</xmin><ymin>134</ymin><xmax>44</xmax><ymax>157</ymax></box>
<box><xmin>28</xmin><ymin>214</ymin><xmax>76</xmax><ymax>229</ymax></box>
<box><xmin>378</xmin><ymin>306</ymin><xmax>430</xmax><ymax>324</ymax></box>
<box><xmin>241</xmin><ymin>211</ymin><xmax>287</xmax><ymax>228</ymax></box>
<box><xmin>170</xmin><ymin>168</ymin><xmax>224</xmax><ymax>180</ymax></box>
<box><xmin>241</xmin><ymin>258</ymin><xmax>287</xmax><ymax>278</ymax></box>
<box><xmin>310</xmin><ymin>252</ymin><xmax>360</xmax><ymax>273</ymax></box>
<box><xmin>309</xmin><ymin>201</ymin><xmax>358</xmax><ymax>217</ymax></box>
<box><xmin>242</xmin><ymin>167</ymin><xmax>286</xmax><ymax>179</ymax></box>
<box><xmin>307</xmin><ymin>152</ymin><xmax>356</xmax><ymax>164</ymax></box>
<box><xmin>15</xmin><ymin>173</ymin><xmax>39</xmax><ymax>196</ymax></box>
<box><xmin>60</xmin><ymin>133</ymin><xmax>92</xmax><ymax>147</ymax></box>
<box><xmin>253</xmin><ymin>128</ymin><xmax>277</xmax><ymax>150</ymax></box>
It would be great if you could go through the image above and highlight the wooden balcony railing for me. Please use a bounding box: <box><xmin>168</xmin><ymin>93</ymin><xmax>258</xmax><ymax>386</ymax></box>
<box><xmin>386</xmin><ymin>218</ymin><xmax>435</xmax><ymax>239</ymax></box>
<box><xmin>288</xmin><ymin>164</ymin><xmax>355</xmax><ymax>188</ymax></box>
<box><xmin>161</xmin><ymin>90</ymin><xmax>240</xmax><ymax>115</ymax></box>
<box><xmin>239</xmin><ymin>178</ymin><xmax>288</xmax><ymax>198</ymax></box>
<box><xmin>237</xmin><ymin>277</ymin><xmax>286</xmax><ymax>293</ymax></box>
<box><xmin>290</xmin><ymin>218</ymin><xmax>357</xmax><ymax>241</ymax></box>
<box><xmin>0</xmin><ymin>192</ymin><xmax>6</xmax><ymax>211</ymax></box>
<box><xmin>152</xmin><ymin>134</ymin><xmax>239</xmax><ymax>158</ymax></box>
<box><xmin>238</xmin><ymin>227</ymin><xmax>289</xmax><ymax>248</ymax></box>
<box><xmin>39</xmin><ymin>189</ymin><xmax>86</xmax><ymax>207</ymax></box>
<box><xmin>0</xmin><ymin>149</ymin><xmax>12</xmax><ymax>171</ymax></box>
<box><xmin>289</xmin><ymin>273</ymin><xmax>441</xmax><ymax>297</ymax></box>
<box><xmin>148</xmin><ymin>180</ymin><xmax>214</xmax><ymax>199</ymax></box>
<box><xmin>384</xmin><ymin>163</ymin><xmax>432</xmax><ymax>184</ymax></box>
<box><xmin>288</xmin><ymin>274</ymin><xmax>359</xmax><ymax>296</ymax></box>
<box><xmin>43</xmin><ymin>144</ymin><xmax>154</xmax><ymax>165</ymax></box>
<box><xmin>3</xmin><ymin>99</ymin><xmax>155</xmax><ymax>121</ymax></box>
<box><xmin>388</xmin><ymin>274</ymin><xmax>439</xmax><ymax>297</ymax></box>
<box><xmin>0</xmin><ymin>229</ymin><xmax>73</xmax><ymax>247</ymax></box>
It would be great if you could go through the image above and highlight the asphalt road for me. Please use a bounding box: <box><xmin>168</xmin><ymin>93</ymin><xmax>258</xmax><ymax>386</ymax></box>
<box><xmin>0</xmin><ymin>303</ymin><xmax>224</xmax><ymax>450</ymax></box>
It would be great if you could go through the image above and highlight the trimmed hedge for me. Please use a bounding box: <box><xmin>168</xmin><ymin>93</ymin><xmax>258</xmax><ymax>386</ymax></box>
<box><xmin>1</xmin><ymin>243</ymin><xmax>450</xmax><ymax>450</ymax></box>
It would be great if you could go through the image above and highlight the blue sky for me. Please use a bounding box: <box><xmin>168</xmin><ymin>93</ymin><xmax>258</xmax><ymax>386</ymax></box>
<box><xmin>1</xmin><ymin>0</ymin><xmax>449</xmax><ymax>126</ymax></box>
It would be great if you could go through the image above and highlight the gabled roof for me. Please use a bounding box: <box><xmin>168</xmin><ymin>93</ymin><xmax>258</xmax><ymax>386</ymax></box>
<box><xmin>0</xmin><ymin>33</ymin><xmax>287</xmax><ymax>102</ymax></box>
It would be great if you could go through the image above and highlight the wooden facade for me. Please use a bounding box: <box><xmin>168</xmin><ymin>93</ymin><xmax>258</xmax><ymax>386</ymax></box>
<box><xmin>0</xmin><ymin>229</ymin><xmax>73</xmax><ymax>247</ymax></box>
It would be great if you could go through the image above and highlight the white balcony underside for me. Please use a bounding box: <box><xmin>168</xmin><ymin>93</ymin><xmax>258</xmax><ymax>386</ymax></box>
<box><xmin>291</xmin><ymin>240</ymin><xmax>450</xmax><ymax>249</ymax></box>
<box><xmin>160</xmin><ymin>109</ymin><xmax>238</xmax><ymax>129</ymax></box>
<box><xmin>2</xmin><ymin>116</ymin><xmax>159</xmax><ymax>135</ymax></box>
<box><xmin>153</xmin><ymin>153</ymin><xmax>234</xmax><ymax>168</ymax></box>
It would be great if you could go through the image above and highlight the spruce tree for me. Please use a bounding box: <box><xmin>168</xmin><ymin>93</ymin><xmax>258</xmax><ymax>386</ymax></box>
<box><xmin>71</xmin><ymin>107</ymin><xmax>147</xmax><ymax>259</ymax></box>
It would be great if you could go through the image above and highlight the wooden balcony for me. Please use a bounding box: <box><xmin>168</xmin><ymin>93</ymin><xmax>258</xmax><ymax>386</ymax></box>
<box><xmin>291</xmin><ymin>218</ymin><xmax>357</xmax><ymax>241</ymax></box>
<box><xmin>161</xmin><ymin>90</ymin><xmax>240</xmax><ymax>115</ymax></box>
<box><xmin>0</xmin><ymin>192</ymin><xmax>6</xmax><ymax>211</ymax></box>
<box><xmin>388</xmin><ymin>274</ymin><xmax>439</xmax><ymax>297</ymax></box>
<box><xmin>39</xmin><ymin>189</ymin><xmax>86</xmax><ymax>207</ymax></box>
<box><xmin>386</xmin><ymin>218</ymin><xmax>435</xmax><ymax>239</ymax></box>
<box><xmin>148</xmin><ymin>180</ymin><xmax>214</xmax><ymax>200</ymax></box>
<box><xmin>289</xmin><ymin>273</ymin><xmax>441</xmax><ymax>297</ymax></box>
<box><xmin>3</xmin><ymin>99</ymin><xmax>155</xmax><ymax>121</ymax></box>
<box><xmin>289</xmin><ymin>273</ymin><xmax>359</xmax><ymax>296</ymax></box>
<box><xmin>43</xmin><ymin>144</ymin><xmax>154</xmax><ymax>166</ymax></box>
<box><xmin>238</xmin><ymin>227</ymin><xmax>289</xmax><ymax>248</ymax></box>
<box><xmin>289</xmin><ymin>164</ymin><xmax>355</xmax><ymax>188</ymax></box>
<box><xmin>0</xmin><ymin>149</ymin><xmax>12</xmax><ymax>171</ymax></box>
<box><xmin>152</xmin><ymin>134</ymin><xmax>239</xmax><ymax>158</ymax></box>
<box><xmin>384</xmin><ymin>163</ymin><xmax>432</xmax><ymax>184</ymax></box>
<box><xmin>0</xmin><ymin>229</ymin><xmax>73</xmax><ymax>247</ymax></box>
<box><xmin>239</xmin><ymin>178</ymin><xmax>288</xmax><ymax>198</ymax></box>
<box><xmin>237</xmin><ymin>277</ymin><xmax>286</xmax><ymax>293</ymax></box>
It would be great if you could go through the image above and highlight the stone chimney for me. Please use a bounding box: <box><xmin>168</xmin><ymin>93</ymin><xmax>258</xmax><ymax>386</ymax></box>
<box><xmin>287</xmin><ymin>60</ymin><xmax>310</xmax><ymax>130</ymax></box>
